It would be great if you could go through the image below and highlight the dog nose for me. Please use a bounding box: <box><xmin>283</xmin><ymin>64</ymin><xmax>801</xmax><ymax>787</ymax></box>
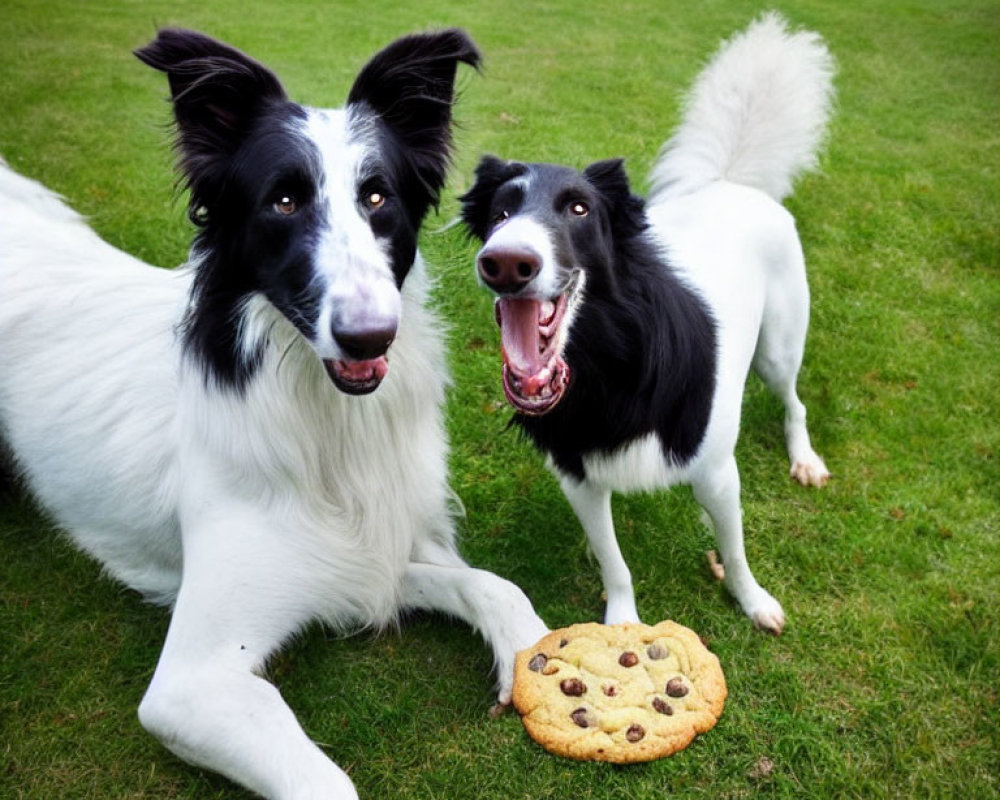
<box><xmin>332</xmin><ymin>326</ymin><xmax>396</xmax><ymax>361</ymax></box>
<box><xmin>477</xmin><ymin>246</ymin><xmax>541</xmax><ymax>294</ymax></box>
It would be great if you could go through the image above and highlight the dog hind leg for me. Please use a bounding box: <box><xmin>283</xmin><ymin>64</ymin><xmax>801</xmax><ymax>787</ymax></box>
<box><xmin>558</xmin><ymin>477</ymin><xmax>640</xmax><ymax>625</ymax></box>
<box><xmin>692</xmin><ymin>456</ymin><xmax>785</xmax><ymax>633</ymax></box>
<box><xmin>753</xmin><ymin>238</ymin><xmax>830</xmax><ymax>488</ymax></box>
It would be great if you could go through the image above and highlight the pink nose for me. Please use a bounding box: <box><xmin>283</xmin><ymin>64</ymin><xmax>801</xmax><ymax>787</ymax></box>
<box><xmin>477</xmin><ymin>245</ymin><xmax>541</xmax><ymax>294</ymax></box>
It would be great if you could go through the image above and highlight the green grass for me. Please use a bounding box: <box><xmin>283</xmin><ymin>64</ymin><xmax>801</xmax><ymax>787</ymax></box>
<box><xmin>1</xmin><ymin>0</ymin><xmax>998</xmax><ymax>798</ymax></box>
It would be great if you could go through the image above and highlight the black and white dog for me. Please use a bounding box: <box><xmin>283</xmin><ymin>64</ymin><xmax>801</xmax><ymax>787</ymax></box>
<box><xmin>461</xmin><ymin>14</ymin><xmax>833</xmax><ymax>633</ymax></box>
<box><xmin>0</xmin><ymin>30</ymin><xmax>547</xmax><ymax>799</ymax></box>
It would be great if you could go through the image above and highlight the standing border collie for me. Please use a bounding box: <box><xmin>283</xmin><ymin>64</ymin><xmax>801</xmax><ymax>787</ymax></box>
<box><xmin>0</xmin><ymin>30</ymin><xmax>547</xmax><ymax>799</ymax></box>
<box><xmin>461</xmin><ymin>14</ymin><xmax>834</xmax><ymax>633</ymax></box>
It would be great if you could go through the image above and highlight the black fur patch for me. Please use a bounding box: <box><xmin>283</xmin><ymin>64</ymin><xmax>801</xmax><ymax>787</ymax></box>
<box><xmin>460</xmin><ymin>156</ymin><xmax>528</xmax><ymax>240</ymax></box>
<box><xmin>349</xmin><ymin>29</ymin><xmax>480</xmax><ymax>286</ymax></box>
<box><xmin>462</xmin><ymin>158</ymin><xmax>718</xmax><ymax>479</ymax></box>
<box><xmin>135</xmin><ymin>29</ymin><xmax>479</xmax><ymax>391</ymax></box>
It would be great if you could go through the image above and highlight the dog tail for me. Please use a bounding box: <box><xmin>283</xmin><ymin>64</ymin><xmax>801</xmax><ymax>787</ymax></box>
<box><xmin>649</xmin><ymin>12</ymin><xmax>835</xmax><ymax>204</ymax></box>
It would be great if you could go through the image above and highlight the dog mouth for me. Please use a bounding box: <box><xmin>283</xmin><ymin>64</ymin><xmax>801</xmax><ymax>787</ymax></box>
<box><xmin>323</xmin><ymin>356</ymin><xmax>389</xmax><ymax>395</ymax></box>
<box><xmin>495</xmin><ymin>273</ymin><xmax>581</xmax><ymax>415</ymax></box>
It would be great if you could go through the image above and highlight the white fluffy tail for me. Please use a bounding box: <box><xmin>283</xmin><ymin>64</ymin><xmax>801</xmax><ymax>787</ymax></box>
<box><xmin>649</xmin><ymin>12</ymin><xmax>835</xmax><ymax>203</ymax></box>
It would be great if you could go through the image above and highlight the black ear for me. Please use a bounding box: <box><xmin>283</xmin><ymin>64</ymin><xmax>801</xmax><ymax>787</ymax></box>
<box><xmin>459</xmin><ymin>155</ymin><xmax>525</xmax><ymax>240</ymax></box>
<box><xmin>348</xmin><ymin>29</ymin><xmax>481</xmax><ymax>213</ymax></box>
<box><xmin>583</xmin><ymin>159</ymin><xmax>647</xmax><ymax>238</ymax></box>
<box><xmin>135</xmin><ymin>29</ymin><xmax>288</xmax><ymax>210</ymax></box>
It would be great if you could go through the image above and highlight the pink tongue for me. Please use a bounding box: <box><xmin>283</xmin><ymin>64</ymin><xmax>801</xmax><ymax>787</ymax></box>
<box><xmin>497</xmin><ymin>298</ymin><xmax>544</xmax><ymax>376</ymax></box>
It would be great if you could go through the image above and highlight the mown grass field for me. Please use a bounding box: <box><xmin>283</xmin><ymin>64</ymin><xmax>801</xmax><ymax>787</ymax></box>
<box><xmin>1</xmin><ymin>1</ymin><xmax>997</xmax><ymax>798</ymax></box>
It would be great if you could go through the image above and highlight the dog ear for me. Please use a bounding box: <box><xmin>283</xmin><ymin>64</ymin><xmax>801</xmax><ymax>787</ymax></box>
<box><xmin>459</xmin><ymin>155</ymin><xmax>525</xmax><ymax>240</ymax></box>
<box><xmin>135</xmin><ymin>30</ymin><xmax>288</xmax><ymax>214</ymax></box>
<box><xmin>136</xmin><ymin>29</ymin><xmax>287</xmax><ymax>154</ymax></box>
<box><xmin>583</xmin><ymin>158</ymin><xmax>647</xmax><ymax>237</ymax></box>
<box><xmin>583</xmin><ymin>159</ymin><xmax>631</xmax><ymax>198</ymax></box>
<box><xmin>348</xmin><ymin>29</ymin><xmax>481</xmax><ymax>215</ymax></box>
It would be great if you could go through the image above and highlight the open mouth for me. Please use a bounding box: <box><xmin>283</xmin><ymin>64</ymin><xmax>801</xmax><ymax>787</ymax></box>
<box><xmin>323</xmin><ymin>356</ymin><xmax>389</xmax><ymax>395</ymax></box>
<box><xmin>495</xmin><ymin>273</ymin><xmax>581</xmax><ymax>415</ymax></box>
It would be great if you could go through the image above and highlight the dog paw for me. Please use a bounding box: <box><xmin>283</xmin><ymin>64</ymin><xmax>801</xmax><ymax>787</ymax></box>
<box><xmin>748</xmin><ymin>597</ymin><xmax>786</xmax><ymax>635</ymax></box>
<box><xmin>790</xmin><ymin>456</ymin><xmax>830</xmax><ymax>488</ymax></box>
<box><xmin>495</xmin><ymin>672</ymin><xmax>515</xmax><ymax>707</ymax></box>
<box><xmin>733</xmin><ymin>583</ymin><xmax>786</xmax><ymax>634</ymax></box>
<box><xmin>494</xmin><ymin>616</ymin><xmax>550</xmax><ymax>706</ymax></box>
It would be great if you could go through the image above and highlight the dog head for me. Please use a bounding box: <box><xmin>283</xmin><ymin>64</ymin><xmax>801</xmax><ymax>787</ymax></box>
<box><xmin>136</xmin><ymin>29</ymin><xmax>480</xmax><ymax>394</ymax></box>
<box><xmin>460</xmin><ymin>157</ymin><xmax>646</xmax><ymax>414</ymax></box>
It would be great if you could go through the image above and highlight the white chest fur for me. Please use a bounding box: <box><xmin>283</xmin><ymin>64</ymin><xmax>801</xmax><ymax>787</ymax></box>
<box><xmin>572</xmin><ymin>433</ymin><xmax>692</xmax><ymax>493</ymax></box>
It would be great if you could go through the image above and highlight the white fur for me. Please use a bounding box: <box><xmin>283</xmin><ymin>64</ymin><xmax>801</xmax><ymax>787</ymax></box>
<box><xmin>481</xmin><ymin>213</ymin><xmax>563</xmax><ymax>297</ymax></box>
<box><xmin>305</xmin><ymin>109</ymin><xmax>403</xmax><ymax>351</ymax></box>
<box><xmin>549</xmin><ymin>15</ymin><xmax>833</xmax><ymax>631</ymax></box>
<box><xmin>650</xmin><ymin>11</ymin><xmax>835</xmax><ymax>203</ymax></box>
<box><xmin>0</xmin><ymin>130</ymin><xmax>547</xmax><ymax>797</ymax></box>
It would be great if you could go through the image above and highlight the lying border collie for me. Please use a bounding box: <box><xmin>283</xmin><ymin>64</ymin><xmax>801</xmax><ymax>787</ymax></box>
<box><xmin>461</xmin><ymin>14</ymin><xmax>834</xmax><ymax>633</ymax></box>
<box><xmin>0</xmin><ymin>30</ymin><xmax>547</xmax><ymax>799</ymax></box>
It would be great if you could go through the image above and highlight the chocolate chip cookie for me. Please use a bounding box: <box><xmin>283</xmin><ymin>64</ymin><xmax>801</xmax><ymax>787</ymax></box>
<box><xmin>512</xmin><ymin>621</ymin><xmax>726</xmax><ymax>762</ymax></box>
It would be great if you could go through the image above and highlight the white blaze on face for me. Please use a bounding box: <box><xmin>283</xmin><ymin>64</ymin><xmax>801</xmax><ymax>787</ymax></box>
<box><xmin>479</xmin><ymin>214</ymin><xmax>561</xmax><ymax>299</ymax></box>
<box><xmin>300</xmin><ymin>108</ymin><xmax>401</xmax><ymax>361</ymax></box>
<box><xmin>477</xmin><ymin>203</ymin><xmax>585</xmax><ymax>415</ymax></box>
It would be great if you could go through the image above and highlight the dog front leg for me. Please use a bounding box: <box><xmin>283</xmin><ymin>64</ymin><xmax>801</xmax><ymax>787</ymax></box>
<box><xmin>692</xmin><ymin>456</ymin><xmax>786</xmax><ymax>633</ymax></box>
<box><xmin>558</xmin><ymin>476</ymin><xmax>640</xmax><ymax>625</ymax></box>
<box><xmin>401</xmin><ymin>557</ymin><xmax>548</xmax><ymax>706</ymax></box>
<box><xmin>140</xmin><ymin>655</ymin><xmax>356</xmax><ymax>800</ymax></box>
<box><xmin>139</xmin><ymin>515</ymin><xmax>359</xmax><ymax>800</ymax></box>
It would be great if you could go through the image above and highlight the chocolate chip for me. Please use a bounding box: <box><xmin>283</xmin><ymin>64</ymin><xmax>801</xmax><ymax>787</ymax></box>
<box><xmin>646</xmin><ymin>644</ymin><xmax>668</xmax><ymax>660</ymax></box>
<box><xmin>665</xmin><ymin>677</ymin><xmax>689</xmax><ymax>698</ymax></box>
<box><xmin>527</xmin><ymin>653</ymin><xmax>548</xmax><ymax>672</ymax></box>
<box><xmin>602</xmin><ymin>684</ymin><xmax>619</xmax><ymax>697</ymax></box>
<box><xmin>652</xmin><ymin>697</ymin><xmax>674</xmax><ymax>715</ymax></box>
<box><xmin>560</xmin><ymin>678</ymin><xmax>587</xmax><ymax>696</ymax></box>
<box><xmin>570</xmin><ymin>707</ymin><xmax>591</xmax><ymax>728</ymax></box>
<box><xmin>626</xmin><ymin>724</ymin><xmax>645</xmax><ymax>742</ymax></box>
<box><xmin>618</xmin><ymin>651</ymin><xmax>639</xmax><ymax>668</ymax></box>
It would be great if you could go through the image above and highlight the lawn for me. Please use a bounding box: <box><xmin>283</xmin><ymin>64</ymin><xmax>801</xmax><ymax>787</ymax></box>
<box><xmin>1</xmin><ymin>0</ymin><xmax>998</xmax><ymax>798</ymax></box>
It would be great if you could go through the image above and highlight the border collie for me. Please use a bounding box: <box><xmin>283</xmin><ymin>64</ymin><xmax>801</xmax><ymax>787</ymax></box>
<box><xmin>461</xmin><ymin>14</ymin><xmax>834</xmax><ymax>633</ymax></box>
<box><xmin>0</xmin><ymin>30</ymin><xmax>547</xmax><ymax>799</ymax></box>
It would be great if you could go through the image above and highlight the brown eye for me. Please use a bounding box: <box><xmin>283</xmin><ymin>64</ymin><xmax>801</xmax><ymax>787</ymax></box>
<box><xmin>274</xmin><ymin>195</ymin><xmax>297</xmax><ymax>216</ymax></box>
<box><xmin>493</xmin><ymin>209</ymin><xmax>510</xmax><ymax>226</ymax></box>
<box><xmin>570</xmin><ymin>201</ymin><xmax>589</xmax><ymax>217</ymax></box>
<box><xmin>367</xmin><ymin>192</ymin><xmax>386</xmax><ymax>210</ymax></box>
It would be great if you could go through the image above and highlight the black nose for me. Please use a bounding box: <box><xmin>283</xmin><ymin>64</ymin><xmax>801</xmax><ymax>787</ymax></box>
<box><xmin>477</xmin><ymin>246</ymin><xmax>541</xmax><ymax>294</ymax></box>
<box><xmin>333</xmin><ymin>326</ymin><xmax>396</xmax><ymax>361</ymax></box>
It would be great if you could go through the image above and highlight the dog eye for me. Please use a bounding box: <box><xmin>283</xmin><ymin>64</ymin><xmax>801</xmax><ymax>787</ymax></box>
<box><xmin>366</xmin><ymin>192</ymin><xmax>386</xmax><ymax>210</ymax></box>
<box><xmin>493</xmin><ymin>210</ymin><xmax>510</xmax><ymax>226</ymax></box>
<box><xmin>274</xmin><ymin>195</ymin><xmax>298</xmax><ymax>216</ymax></box>
<box><xmin>569</xmin><ymin>201</ymin><xmax>589</xmax><ymax>217</ymax></box>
